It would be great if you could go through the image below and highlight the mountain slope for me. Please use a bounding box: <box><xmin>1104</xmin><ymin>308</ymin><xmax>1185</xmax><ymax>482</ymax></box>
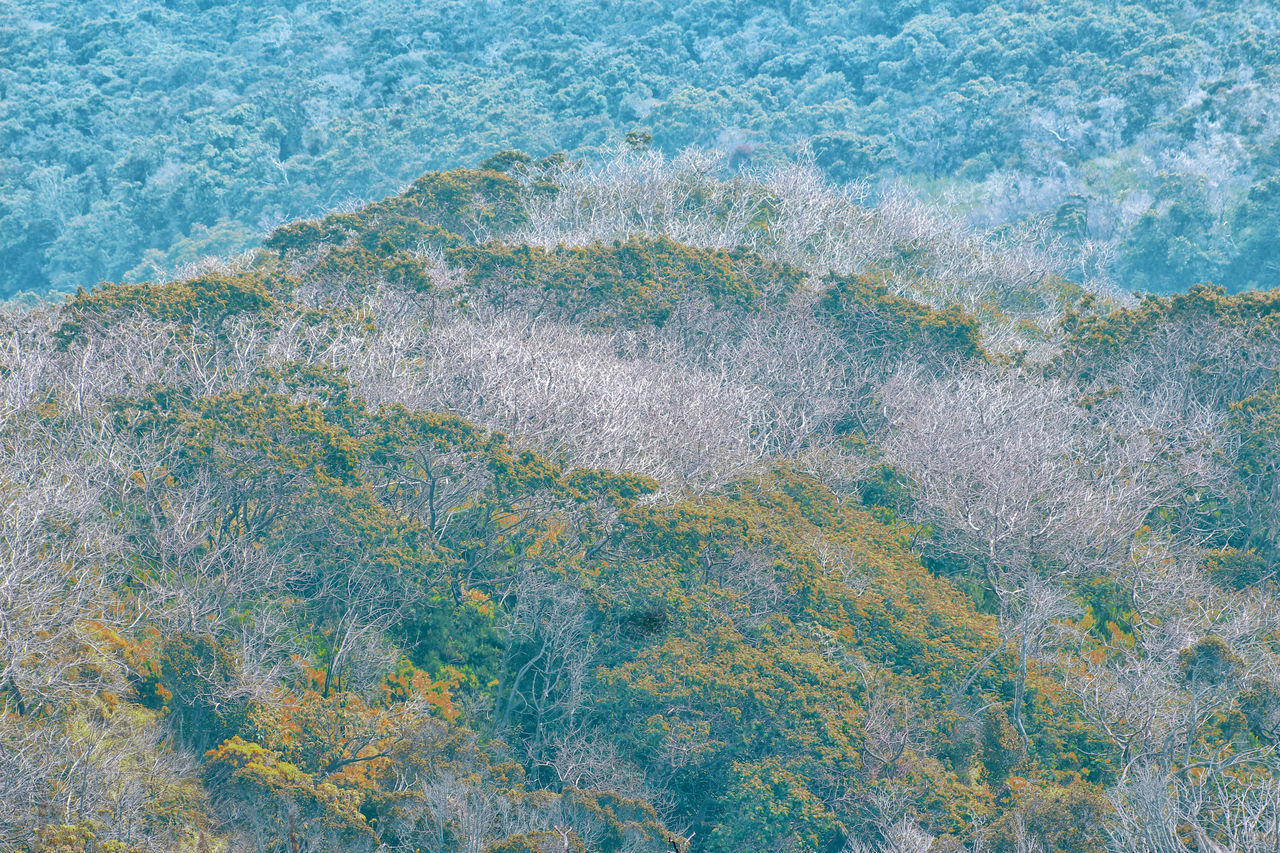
<box><xmin>4</xmin><ymin>161</ymin><xmax>1280</xmax><ymax>852</ymax></box>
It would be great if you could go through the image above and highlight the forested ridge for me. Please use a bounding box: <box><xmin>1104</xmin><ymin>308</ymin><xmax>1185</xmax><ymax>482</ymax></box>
<box><xmin>5</xmin><ymin>152</ymin><xmax>1280</xmax><ymax>852</ymax></box>
<box><xmin>8</xmin><ymin>0</ymin><xmax>1280</xmax><ymax>297</ymax></box>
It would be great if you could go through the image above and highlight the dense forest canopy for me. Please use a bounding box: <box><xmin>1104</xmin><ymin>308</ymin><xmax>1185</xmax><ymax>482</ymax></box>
<box><xmin>7</xmin><ymin>0</ymin><xmax>1280</xmax><ymax>297</ymax></box>
<box><xmin>6</xmin><ymin>155</ymin><xmax>1280</xmax><ymax>852</ymax></box>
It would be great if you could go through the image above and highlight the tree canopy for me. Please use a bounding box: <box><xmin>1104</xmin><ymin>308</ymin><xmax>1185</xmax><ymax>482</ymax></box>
<box><xmin>6</xmin><ymin>0</ymin><xmax>1280</xmax><ymax>297</ymax></box>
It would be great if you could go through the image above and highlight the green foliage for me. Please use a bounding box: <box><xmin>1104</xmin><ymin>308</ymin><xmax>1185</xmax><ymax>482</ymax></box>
<box><xmin>988</xmin><ymin>781</ymin><xmax>1110</xmax><ymax>853</ymax></box>
<box><xmin>981</xmin><ymin>706</ymin><xmax>1023</xmax><ymax>789</ymax></box>
<box><xmin>1178</xmin><ymin>635</ymin><xmax>1242</xmax><ymax>687</ymax></box>
<box><xmin>707</xmin><ymin>760</ymin><xmax>839</xmax><ymax>853</ymax></box>
<box><xmin>451</xmin><ymin>236</ymin><xmax>801</xmax><ymax>326</ymax></box>
<box><xmin>20</xmin><ymin>822</ymin><xmax>144</xmax><ymax>853</ymax></box>
<box><xmin>1203</xmin><ymin>548</ymin><xmax>1272</xmax><ymax>591</ymax></box>
<box><xmin>486</xmin><ymin>833</ymin><xmax>582</xmax><ymax>853</ymax></box>
<box><xmin>1225</xmin><ymin>382</ymin><xmax>1280</xmax><ymax>561</ymax></box>
<box><xmin>261</xmin><ymin>167</ymin><xmax>523</xmax><ymax>260</ymax></box>
<box><xmin>584</xmin><ymin>469</ymin><xmax>1020</xmax><ymax>843</ymax></box>
<box><xmin>1228</xmin><ymin>172</ymin><xmax>1280</xmax><ymax>291</ymax></box>
<box><xmin>156</xmin><ymin>633</ymin><xmax>250</xmax><ymax>752</ymax></box>
<box><xmin>1119</xmin><ymin>173</ymin><xmax>1232</xmax><ymax>293</ymax></box>
<box><xmin>308</xmin><ymin>245</ymin><xmax>437</xmax><ymax>291</ymax></box>
<box><xmin>1062</xmin><ymin>286</ymin><xmax>1280</xmax><ymax>565</ymax></box>
<box><xmin>203</xmin><ymin>737</ymin><xmax>376</xmax><ymax>851</ymax></box>
<box><xmin>821</xmin><ymin>271</ymin><xmax>985</xmax><ymax>362</ymax></box>
<box><xmin>1061</xmin><ymin>284</ymin><xmax>1280</xmax><ymax>365</ymax></box>
<box><xmin>56</xmin><ymin>271</ymin><xmax>280</xmax><ymax>343</ymax></box>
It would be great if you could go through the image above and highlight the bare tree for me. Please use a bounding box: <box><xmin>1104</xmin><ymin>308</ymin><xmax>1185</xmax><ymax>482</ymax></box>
<box><xmin>493</xmin><ymin>572</ymin><xmax>595</xmax><ymax>766</ymax></box>
<box><xmin>880</xmin><ymin>367</ymin><xmax>1198</xmax><ymax>744</ymax></box>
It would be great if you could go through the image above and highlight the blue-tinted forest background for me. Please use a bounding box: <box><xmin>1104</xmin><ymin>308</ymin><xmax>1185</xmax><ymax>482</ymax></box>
<box><xmin>5</xmin><ymin>0</ymin><xmax>1280</xmax><ymax>298</ymax></box>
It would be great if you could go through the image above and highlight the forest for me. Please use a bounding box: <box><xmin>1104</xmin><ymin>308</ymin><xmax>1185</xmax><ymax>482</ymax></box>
<box><xmin>7</xmin><ymin>0</ymin><xmax>1280</xmax><ymax>298</ymax></box>
<box><xmin>5</xmin><ymin>151</ymin><xmax>1280</xmax><ymax>852</ymax></box>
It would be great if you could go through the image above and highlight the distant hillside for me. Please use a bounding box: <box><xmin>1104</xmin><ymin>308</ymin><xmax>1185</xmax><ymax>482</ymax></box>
<box><xmin>4</xmin><ymin>159</ymin><xmax>1280</xmax><ymax>852</ymax></box>
<box><xmin>6</xmin><ymin>0</ymin><xmax>1280</xmax><ymax>297</ymax></box>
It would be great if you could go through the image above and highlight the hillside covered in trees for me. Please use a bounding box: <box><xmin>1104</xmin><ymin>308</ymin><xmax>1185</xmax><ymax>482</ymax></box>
<box><xmin>7</xmin><ymin>0</ymin><xmax>1280</xmax><ymax>297</ymax></box>
<box><xmin>5</xmin><ymin>153</ymin><xmax>1280</xmax><ymax>852</ymax></box>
